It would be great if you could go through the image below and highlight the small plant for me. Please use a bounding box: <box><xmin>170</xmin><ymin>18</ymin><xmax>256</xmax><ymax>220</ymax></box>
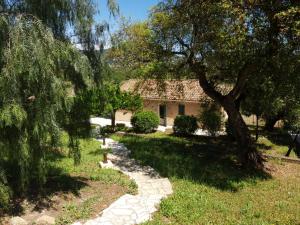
<box><xmin>173</xmin><ymin>115</ymin><xmax>198</xmax><ymax>136</ymax></box>
<box><xmin>115</xmin><ymin>123</ymin><xmax>127</xmax><ymax>132</ymax></box>
<box><xmin>199</xmin><ymin>104</ymin><xmax>223</xmax><ymax>136</ymax></box>
<box><xmin>131</xmin><ymin>111</ymin><xmax>159</xmax><ymax>133</ymax></box>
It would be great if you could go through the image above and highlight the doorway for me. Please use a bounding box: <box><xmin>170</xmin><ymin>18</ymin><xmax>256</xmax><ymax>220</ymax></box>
<box><xmin>159</xmin><ymin>104</ymin><xmax>166</xmax><ymax>126</ymax></box>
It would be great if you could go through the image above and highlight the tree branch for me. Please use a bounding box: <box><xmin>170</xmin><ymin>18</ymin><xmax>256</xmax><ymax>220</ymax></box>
<box><xmin>228</xmin><ymin>63</ymin><xmax>252</xmax><ymax>100</ymax></box>
<box><xmin>171</xmin><ymin>51</ymin><xmax>188</xmax><ymax>56</ymax></box>
<box><xmin>190</xmin><ymin>61</ymin><xmax>224</xmax><ymax>103</ymax></box>
<box><xmin>175</xmin><ymin>35</ymin><xmax>190</xmax><ymax>50</ymax></box>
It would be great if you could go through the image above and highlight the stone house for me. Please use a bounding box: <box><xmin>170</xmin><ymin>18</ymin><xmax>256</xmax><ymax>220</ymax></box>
<box><xmin>116</xmin><ymin>79</ymin><xmax>211</xmax><ymax>126</ymax></box>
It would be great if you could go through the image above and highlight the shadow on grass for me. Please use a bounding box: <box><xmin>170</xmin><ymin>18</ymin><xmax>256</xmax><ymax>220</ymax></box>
<box><xmin>262</xmin><ymin>129</ymin><xmax>291</xmax><ymax>146</ymax></box>
<box><xmin>3</xmin><ymin>164</ymin><xmax>89</xmax><ymax>217</ymax></box>
<box><xmin>88</xmin><ymin>148</ymin><xmax>104</xmax><ymax>156</ymax></box>
<box><xmin>116</xmin><ymin>133</ymin><xmax>271</xmax><ymax>192</ymax></box>
<box><xmin>255</xmin><ymin>143</ymin><xmax>272</xmax><ymax>150</ymax></box>
<box><xmin>249</xmin><ymin>126</ymin><xmax>291</xmax><ymax>147</ymax></box>
<box><xmin>45</xmin><ymin>146</ymin><xmax>66</xmax><ymax>162</ymax></box>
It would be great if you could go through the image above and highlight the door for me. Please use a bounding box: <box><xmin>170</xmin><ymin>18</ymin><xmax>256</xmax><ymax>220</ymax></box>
<box><xmin>159</xmin><ymin>104</ymin><xmax>167</xmax><ymax>126</ymax></box>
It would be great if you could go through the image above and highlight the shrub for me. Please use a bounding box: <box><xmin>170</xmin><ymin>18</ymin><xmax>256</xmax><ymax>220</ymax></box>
<box><xmin>115</xmin><ymin>123</ymin><xmax>127</xmax><ymax>132</ymax></box>
<box><xmin>173</xmin><ymin>115</ymin><xmax>198</xmax><ymax>136</ymax></box>
<box><xmin>199</xmin><ymin>106</ymin><xmax>223</xmax><ymax>136</ymax></box>
<box><xmin>131</xmin><ymin>111</ymin><xmax>159</xmax><ymax>133</ymax></box>
<box><xmin>100</xmin><ymin>125</ymin><xmax>115</xmax><ymax>136</ymax></box>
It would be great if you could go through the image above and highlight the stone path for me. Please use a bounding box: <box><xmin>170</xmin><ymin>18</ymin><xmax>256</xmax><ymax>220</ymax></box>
<box><xmin>72</xmin><ymin>138</ymin><xmax>173</xmax><ymax>225</ymax></box>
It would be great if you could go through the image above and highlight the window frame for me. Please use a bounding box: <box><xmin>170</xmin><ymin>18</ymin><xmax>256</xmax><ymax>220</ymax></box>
<box><xmin>178</xmin><ymin>104</ymin><xmax>185</xmax><ymax>115</ymax></box>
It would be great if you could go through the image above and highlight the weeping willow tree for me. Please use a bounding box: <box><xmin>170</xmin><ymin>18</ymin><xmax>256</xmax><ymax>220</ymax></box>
<box><xmin>0</xmin><ymin>0</ymin><xmax>118</xmax><ymax>196</ymax></box>
<box><xmin>0</xmin><ymin>15</ymin><xmax>92</xmax><ymax>193</ymax></box>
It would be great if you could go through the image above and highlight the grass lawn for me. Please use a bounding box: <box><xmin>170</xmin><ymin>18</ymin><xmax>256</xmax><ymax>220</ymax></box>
<box><xmin>1</xmin><ymin>133</ymin><xmax>137</xmax><ymax>225</ymax></box>
<box><xmin>255</xmin><ymin>128</ymin><xmax>299</xmax><ymax>158</ymax></box>
<box><xmin>112</xmin><ymin>132</ymin><xmax>300</xmax><ymax>225</ymax></box>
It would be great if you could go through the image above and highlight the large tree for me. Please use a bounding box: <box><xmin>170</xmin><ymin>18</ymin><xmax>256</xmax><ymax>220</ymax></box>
<box><xmin>0</xmin><ymin>0</ymin><xmax>118</xmax><ymax>193</ymax></box>
<box><xmin>108</xmin><ymin>0</ymin><xmax>299</xmax><ymax>168</ymax></box>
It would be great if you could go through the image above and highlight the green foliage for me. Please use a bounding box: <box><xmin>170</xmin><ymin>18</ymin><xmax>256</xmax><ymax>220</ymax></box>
<box><xmin>0</xmin><ymin>183</ymin><xmax>10</xmax><ymax>210</ymax></box>
<box><xmin>0</xmin><ymin>0</ymin><xmax>120</xmax><ymax>204</ymax></box>
<box><xmin>92</xmin><ymin>83</ymin><xmax>143</xmax><ymax>127</ymax></box>
<box><xmin>0</xmin><ymin>16</ymin><xmax>92</xmax><ymax>193</ymax></box>
<box><xmin>115</xmin><ymin>123</ymin><xmax>127</xmax><ymax>132</ymax></box>
<box><xmin>0</xmin><ymin>168</ymin><xmax>10</xmax><ymax>210</ymax></box>
<box><xmin>103</xmin><ymin>83</ymin><xmax>143</xmax><ymax>113</ymax></box>
<box><xmin>199</xmin><ymin>103</ymin><xmax>223</xmax><ymax>136</ymax></box>
<box><xmin>173</xmin><ymin>115</ymin><xmax>198</xmax><ymax>136</ymax></box>
<box><xmin>107</xmin><ymin>21</ymin><xmax>162</xmax><ymax>78</ymax></box>
<box><xmin>284</xmin><ymin>107</ymin><xmax>300</xmax><ymax>131</ymax></box>
<box><xmin>131</xmin><ymin>111</ymin><xmax>159</xmax><ymax>133</ymax></box>
<box><xmin>100</xmin><ymin>125</ymin><xmax>115</xmax><ymax>136</ymax></box>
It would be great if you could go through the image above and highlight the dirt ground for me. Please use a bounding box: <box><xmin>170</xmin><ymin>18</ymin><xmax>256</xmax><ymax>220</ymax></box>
<box><xmin>0</xmin><ymin>180</ymin><xmax>128</xmax><ymax>225</ymax></box>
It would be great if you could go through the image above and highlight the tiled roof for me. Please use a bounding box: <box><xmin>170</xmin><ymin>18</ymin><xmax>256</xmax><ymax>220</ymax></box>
<box><xmin>120</xmin><ymin>79</ymin><xmax>208</xmax><ymax>102</ymax></box>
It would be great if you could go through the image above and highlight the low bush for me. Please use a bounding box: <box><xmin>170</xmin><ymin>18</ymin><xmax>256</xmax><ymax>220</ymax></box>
<box><xmin>100</xmin><ymin>125</ymin><xmax>115</xmax><ymax>135</ymax></box>
<box><xmin>199</xmin><ymin>104</ymin><xmax>223</xmax><ymax>136</ymax></box>
<box><xmin>115</xmin><ymin>123</ymin><xmax>127</xmax><ymax>132</ymax></box>
<box><xmin>173</xmin><ymin>115</ymin><xmax>198</xmax><ymax>136</ymax></box>
<box><xmin>131</xmin><ymin>111</ymin><xmax>159</xmax><ymax>133</ymax></box>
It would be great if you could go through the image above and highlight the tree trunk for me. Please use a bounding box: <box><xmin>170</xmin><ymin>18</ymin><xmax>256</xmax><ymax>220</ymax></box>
<box><xmin>111</xmin><ymin>110</ymin><xmax>116</xmax><ymax>130</ymax></box>
<box><xmin>256</xmin><ymin>114</ymin><xmax>259</xmax><ymax>141</ymax></box>
<box><xmin>191</xmin><ymin>62</ymin><xmax>264</xmax><ymax>168</ymax></box>
<box><xmin>264</xmin><ymin>115</ymin><xmax>280</xmax><ymax>131</ymax></box>
<box><xmin>221</xmin><ymin>97</ymin><xmax>264</xmax><ymax>168</ymax></box>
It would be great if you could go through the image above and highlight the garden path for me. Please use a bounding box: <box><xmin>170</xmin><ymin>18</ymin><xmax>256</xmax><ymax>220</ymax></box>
<box><xmin>72</xmin><ymin>138</ymin><xmax>173</xmax><ymax>225</ymax></box>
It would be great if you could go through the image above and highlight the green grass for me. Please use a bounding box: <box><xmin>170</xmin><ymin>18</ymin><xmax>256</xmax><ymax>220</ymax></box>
<box><xmin>56</xmin><ymin>196</ymin><xmax>100</xmax><ymax>225</ymax></box>
<box><xmin>112</xmin><ymin>132</ymin><xmax>300</xmax><ymax>225</ymax></box>
<box><xmin>0</xmin><ymin>132</ymin><xmax>137</xmax><ymax>224</ymax></box>
<box><xmin>253</xmin><ymin>128</ymin><xmax>298</xmax><ymax>158</ymax></box>
<box><xmin>45</xmin><ymin>133</ymin><xmax>137</xmax><ymax>224</ymax></box>
<box><xmin>46</xmin><ymin>133</ymin><xmax>137</xmax><ymax>193</ymax></box>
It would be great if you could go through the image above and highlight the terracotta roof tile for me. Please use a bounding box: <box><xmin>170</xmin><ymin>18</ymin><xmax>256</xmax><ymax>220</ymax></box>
<box><xmin>120</xmin><ymin>79</ymin><xmax>209</xmax><ymax>102</ymax></box>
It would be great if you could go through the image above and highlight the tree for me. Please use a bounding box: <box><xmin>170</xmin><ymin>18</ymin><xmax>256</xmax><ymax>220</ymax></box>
<box><xmin>0</xmin><ymin>0</ymin><xmax>118</xmax><ymax>193</ymax></box>
<box><xmin>242</xmin><ymin>69</ymin><xmax>300</xmax><ymax>133</ymax></box>
<box><xmin>101</xmin><ymin>83</ymin><xmax>143</xmax><ymax>129</ymax></box>
<box><xmin>0</xmin><ymin>16</ymin><xmax>92</xmax><ymax>192</ymax></box>
<box><xmin>108</xmin><ymin>0</ymin><xmax>299</xmax><ymax>168</ymax></box>
<box><xmin>241</xmin><ymin>20</ymin><xmax>300</xmax><ymax>133</ymax></box>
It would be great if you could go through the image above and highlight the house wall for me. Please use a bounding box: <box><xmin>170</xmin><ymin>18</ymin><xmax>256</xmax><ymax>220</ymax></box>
<box><xmin>115</xmin><ymin>99</ymin><xmax>202</xmax><ymax>126</ymax></box>
<box><xmin>115</xmin><ymin>110</ymin><xmax>133</xmax><ymax>123</ymax></box>
<box><xmin>115</xmin><ymin>100</ymin><xmax>272</xmax><ymax>129</ymax></box>
<box><xmin>143</xmin><ymin>100</ymin><xmax>202</xmax><ymax>126</ymax></box>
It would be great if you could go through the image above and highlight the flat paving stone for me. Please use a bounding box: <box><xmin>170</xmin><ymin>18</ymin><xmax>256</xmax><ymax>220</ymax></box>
<box><xmin>71</xmin><ymin>138</ymin><xmax>173</xmax><ymax>225</ymax></box>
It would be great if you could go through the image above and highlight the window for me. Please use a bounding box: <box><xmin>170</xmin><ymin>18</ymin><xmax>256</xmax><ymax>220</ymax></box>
<box><xmin>178</xmin><ymin>104</ymin><xmax>185</xmax><ymax>115</ymax></box>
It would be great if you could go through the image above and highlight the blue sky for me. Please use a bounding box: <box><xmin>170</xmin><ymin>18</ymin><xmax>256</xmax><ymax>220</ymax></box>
<box><xmin>95</xmin><ymin>0</ymin><xmax>160</xmax><ymax>32</ymax></box>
